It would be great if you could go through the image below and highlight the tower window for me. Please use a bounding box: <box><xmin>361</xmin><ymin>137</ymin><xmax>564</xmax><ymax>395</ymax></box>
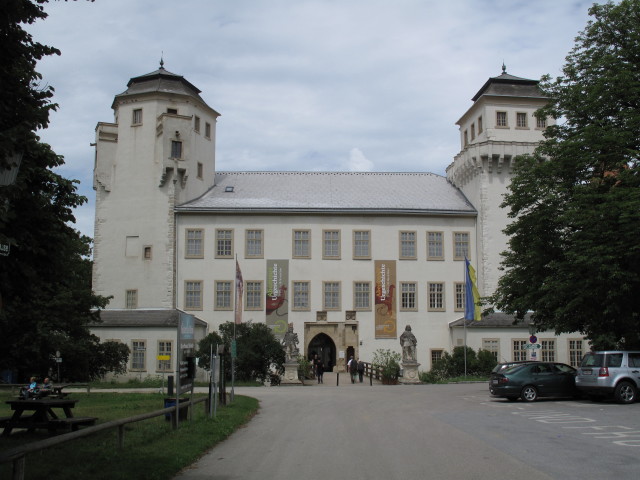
<box><xmin>194</xmin><ymin>116</ymin><xmax>200</xmax><ymax>133</ymax></box>
<box><xmin>478</xmin><ymin>116</ymin><xmax>483</xmax><ymax>133</ymax></box>
<box><xmin>167</xmin><ymin>108</ymin><xmax>178</xmax><ymax>115</ymax></box>
<box><xmin>205</xmin><ymin>122</ymin><xmax>211</xmax><ymax>138</ymax></box>
<box><xmin>171</xmin><ymin>141</ymin><xmax>182</xmax><ymax>159</ymax></box>
<box><xmin>536</xmin><ymin>116</ymin><xmax>547</xmax><ymax>129</ymax></box>
<box><xmin>132</xmin><ymin>109</ymin><xmax>142</xmax><ymax>125</ymax></box>
<box><xmin>496</xmin><ymin>111</ymin><xmax>507</xmax><ymax>127</ymax></box>
<box><xmin>516</xmin><ymin>112</ymin><xmax>528</xmax><ymax>128</ymax></box>
<box><xmin>197</xmin><ymin>162</ymin><xmax>203</xmax><ymax>179</ymax></box>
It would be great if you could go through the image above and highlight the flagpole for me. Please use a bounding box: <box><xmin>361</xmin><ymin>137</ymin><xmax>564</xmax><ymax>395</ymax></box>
<box><xmin>463</xmin><ymin>259</ymin><xmax>467</xmax><ymax>378</ymax></box>
<box><xmin>231</xmin><ymin>255</ymin><xmax>237</xmax><ymax>402</ymax></box>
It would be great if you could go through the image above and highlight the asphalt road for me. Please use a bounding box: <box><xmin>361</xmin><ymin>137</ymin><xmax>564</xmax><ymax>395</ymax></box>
<box><xmin>174</xmin><ymin>375</ymin><xmax>640</xmax><ymax>480</ymax></box>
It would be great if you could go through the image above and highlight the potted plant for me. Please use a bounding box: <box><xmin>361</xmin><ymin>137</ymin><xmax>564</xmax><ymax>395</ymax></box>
<box><xmin>372</xmin><ymin>349</ymin><xmax>401</xmax><ymax>385</ymax></box>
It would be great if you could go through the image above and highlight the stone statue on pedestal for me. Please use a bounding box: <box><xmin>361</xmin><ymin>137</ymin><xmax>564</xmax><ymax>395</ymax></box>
<box><xmin>282</xmin><ymin>323</ymin><xmax>299</xmax><ymax>362</ymax></box>
<box><xmin>399</xmin><ymin>325</ymin><xmax>417</xmax><ymax>363</ymax></box>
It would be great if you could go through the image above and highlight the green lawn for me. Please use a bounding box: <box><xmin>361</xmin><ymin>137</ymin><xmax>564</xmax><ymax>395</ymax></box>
<box><xmin>0</xmin><ymin>391</ymin><xmax>259</xmax><ymax>480</ymax></box>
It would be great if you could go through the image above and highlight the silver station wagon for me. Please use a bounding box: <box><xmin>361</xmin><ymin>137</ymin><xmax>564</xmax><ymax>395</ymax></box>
<box><xmin>575</xmin><ymin>350</ymin><xmax>640</xmax><ymax>404</ymax></box>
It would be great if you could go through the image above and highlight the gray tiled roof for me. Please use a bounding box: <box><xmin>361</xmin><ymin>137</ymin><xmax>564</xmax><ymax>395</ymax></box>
<box><xmin>92</xmin><ymin>309</ymin><xmax>206</xmax><ymax>328</ymax></box>
<box><xmin>449</xmin><ymin>312</ymin><xmax>533</xmax><ymax>328</ymax></box>
<box><xmin>115</xmin><ymin>67</ymin><xmax>207</xmax><ymax>104</ymax></box>
<box><xmin>177</xmin><ymin>172</ymin><xmax>476</xmax><ymax>216</ymax></box>
<box><xmin>471</xmin><ymin>72</ymin><xmax>544</xmax><ymax>102</ymax></box>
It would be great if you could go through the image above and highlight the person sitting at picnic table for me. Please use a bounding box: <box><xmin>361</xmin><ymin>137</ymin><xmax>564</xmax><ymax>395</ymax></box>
<box><xmin>20</xmin><ymin>376</ymin><xmax>39</xmax><ymax>399</ymax></box>
<box><xmin>41</xmin><ymin>377</ymin><xmax>52</xmax><ymax>391</ymax></box>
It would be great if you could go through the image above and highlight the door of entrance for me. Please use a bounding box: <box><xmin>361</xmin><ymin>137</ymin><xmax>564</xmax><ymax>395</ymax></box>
<box><xmin>308</xmin><ymin>333</ymin><xmax>336</xmax><ymax>372</ymax></box>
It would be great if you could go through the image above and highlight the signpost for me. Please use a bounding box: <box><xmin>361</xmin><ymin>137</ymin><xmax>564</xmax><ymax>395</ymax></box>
<box><xmin>175</xmin><ymin>312</ymin><xmax>195</xmax><ymax>428</ymax></box>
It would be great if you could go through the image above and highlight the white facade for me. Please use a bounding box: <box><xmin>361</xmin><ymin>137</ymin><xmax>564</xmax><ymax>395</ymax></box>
<box><xmin>91</xmin><ymin>65</ymin><xmax>586</xmax><ymax>379</ymax></box>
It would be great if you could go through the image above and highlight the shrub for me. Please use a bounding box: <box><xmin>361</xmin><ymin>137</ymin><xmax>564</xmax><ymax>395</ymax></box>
<box><xmin>372</xmin><ymin>348</ymin><xmax>401</xmax><ymax>381</ymax></box>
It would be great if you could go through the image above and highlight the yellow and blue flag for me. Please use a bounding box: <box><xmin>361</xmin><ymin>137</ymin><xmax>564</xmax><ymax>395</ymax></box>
<box><xmin>464</xmin><ymin>257</ymin><xmax>481</xmax><ymax>321</ymax></box>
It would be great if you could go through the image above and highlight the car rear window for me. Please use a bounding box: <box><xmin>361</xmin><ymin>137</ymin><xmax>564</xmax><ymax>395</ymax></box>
<box><xmin>580</xmin><ymin>353</ymin><xmax>603</xmax><ymax>367</ymax></box>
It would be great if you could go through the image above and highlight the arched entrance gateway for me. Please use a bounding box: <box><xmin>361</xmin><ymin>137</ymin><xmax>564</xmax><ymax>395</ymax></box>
<box><xmin>304</xmin><ymin>311</ymin><xmax>359</xmax><ymax>372</ymax></box>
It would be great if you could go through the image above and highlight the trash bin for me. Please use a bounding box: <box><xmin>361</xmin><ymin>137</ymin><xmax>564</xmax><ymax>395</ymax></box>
<box><xmin>164</xmin><ymin>397</ymin><xmax>188</xmax><ymax>421</ymax></box>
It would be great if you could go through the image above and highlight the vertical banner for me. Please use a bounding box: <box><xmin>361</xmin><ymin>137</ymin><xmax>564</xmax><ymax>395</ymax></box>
<box><xmin>266</xmin><ymin>259</ymin><xmax>289</xmax><ymax>339</ymax></box>
<box><xmin>375</xmin><ymin>260</ymin><xmax>397</xmax><ymax>339</ymax></box>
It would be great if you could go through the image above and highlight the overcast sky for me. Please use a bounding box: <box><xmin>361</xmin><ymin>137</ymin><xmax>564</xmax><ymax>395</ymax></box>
<box><xmin>27</xmin><ymin>0</ymin><xmax>596</xmax><ymax>240</ymax></box>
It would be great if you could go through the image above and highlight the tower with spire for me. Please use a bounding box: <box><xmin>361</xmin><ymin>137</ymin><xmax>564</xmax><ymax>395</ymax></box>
<box><xmin>446</xmin><ymin>66</ymin><xmax>553</xmax><ymax>299</ymax></box>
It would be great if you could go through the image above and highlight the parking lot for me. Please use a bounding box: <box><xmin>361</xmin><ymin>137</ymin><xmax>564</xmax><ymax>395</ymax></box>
<box><xmin>175</xmin><ymin>382</ymin><xmax>640</xmax><ymax>480</ymax></box>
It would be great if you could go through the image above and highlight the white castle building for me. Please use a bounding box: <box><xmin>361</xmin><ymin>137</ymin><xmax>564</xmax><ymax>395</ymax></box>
<box><xmin>90</xmin><ymin>63</ymin><xmax>586</xmax><ymax>379</ymax></box>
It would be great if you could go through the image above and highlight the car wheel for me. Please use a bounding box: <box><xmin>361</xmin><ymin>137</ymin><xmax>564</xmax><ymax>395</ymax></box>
<box><xmin>521</xmin><ymin>385</ymin><xmax>538</xmax><ymax>402</ymax></box>
<box><xmin>506</xmin><ymin>396</ymin><xmax>518</xmax><ymax>402</ymax></box>
<box><xmin>614</xmin><ymin>381</ymin><xmax>637</xmax><ymax>404</ymax></box>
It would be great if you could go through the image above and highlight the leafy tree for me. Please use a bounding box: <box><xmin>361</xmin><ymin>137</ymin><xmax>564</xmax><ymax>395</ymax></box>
<box><xmin>0</xmin><ymin>0</ymin><xmax>122</xmax><ymax>382</ymax></box>
<box><xmin>490</xmin><ymin>0</ymin><xmax>640</xmax><ymax>350</ymax></box>
<box><xmin>197</xmin><ymin>322</ymin><xmax>284</xmax><ymax>383</ymax></box>
<box><xmin>371</xmin><ymin>348</ymin><xmax>401</xmax><ymax>381</ymax></box>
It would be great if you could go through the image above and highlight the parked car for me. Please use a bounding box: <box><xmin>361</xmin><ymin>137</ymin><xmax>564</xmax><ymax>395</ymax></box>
<box><xmin>575</xmin><ymin>351</ymin><xmax>640</xmax><ymax>404</ymax></box>
<box><xmin>490</xmin><ymin>362</ymin><xmax>579</xmax><ymax>402</ymax></box>
<box><xmin>489</xmin><ymin>361</ymin><xmax>533</xmax><ymax>394</ymax></box>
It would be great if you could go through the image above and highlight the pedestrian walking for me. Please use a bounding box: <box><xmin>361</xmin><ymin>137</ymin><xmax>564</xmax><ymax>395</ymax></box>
<box><xmin>316</xmin><ymin>359</ymin><xmax>324</xmax><ymax>384</ymax></box>
<box><xmin>349</xmin><ymin>356</ymin><xmax>357</xmax><ymax>383</ymax></box>
<box><xmin>357</xmin><ymin>359</ymin><xmax>365</xmax><ymax>383</ymax></box>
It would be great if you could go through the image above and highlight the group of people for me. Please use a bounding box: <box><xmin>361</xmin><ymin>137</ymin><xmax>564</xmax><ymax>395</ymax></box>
<box><xmin>20</xmin><ymin>376</ymin><xmax>52</xmax><ymax>399</ymax></box>
<box><xmin>347</xmin><ymin>356</ymin><xmax>365</xmax><ymax>383</ymax></box>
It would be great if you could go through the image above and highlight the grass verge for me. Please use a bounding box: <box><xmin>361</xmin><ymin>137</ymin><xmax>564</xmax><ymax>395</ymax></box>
<box><xmin>0</xmin><ymin>391</ymin><xmax>259</xmax><ymax>480</ymax></box>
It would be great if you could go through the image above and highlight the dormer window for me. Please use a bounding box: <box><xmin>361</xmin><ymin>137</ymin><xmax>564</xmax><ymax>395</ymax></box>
<box><xmin>171</xmin><ymin>140</ymin><xmax>182</xmax><ymax>159</ymax></box>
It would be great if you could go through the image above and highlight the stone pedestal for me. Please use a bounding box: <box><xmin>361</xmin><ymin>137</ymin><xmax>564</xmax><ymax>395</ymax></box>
<box><xmin>280</xmin><ymin>361</ymin><xmax>302</xmax><ymax>385</ymax></box>
<box><xmin>400</xmin><ymin>362</ymin><xmax>421</xmax><ymax>384</ymax></box>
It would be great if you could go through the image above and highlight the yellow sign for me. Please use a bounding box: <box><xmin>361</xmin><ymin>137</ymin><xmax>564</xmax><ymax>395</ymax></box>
<box><xmin>157</xmin><ymin>355</ymin><xmax>171</xmax><ymax>361</ymax></box>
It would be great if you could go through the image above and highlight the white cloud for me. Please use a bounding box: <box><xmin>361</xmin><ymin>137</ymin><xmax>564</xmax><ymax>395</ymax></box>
<box><xmin>347</xmin><ymin>148</ymin><xmax>374</xmax><ymax>172</ymax></box>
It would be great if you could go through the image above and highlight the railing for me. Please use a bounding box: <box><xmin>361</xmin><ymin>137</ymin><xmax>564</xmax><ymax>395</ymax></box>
<box><xmin>0</xmin><ymin>383</ymin><xmax>91</xmax><ymax>396</ymax></box>
<box><xmin>0</xmin><ymin>396</ymin><xmax>207</xmax><ymax>480</ymax></box>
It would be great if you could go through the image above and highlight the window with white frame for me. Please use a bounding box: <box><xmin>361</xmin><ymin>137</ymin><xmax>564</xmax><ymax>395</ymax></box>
<box><xmin>428</xmin><ymin>282</ymin><xmax>444</xmax><ymax>311</ymax></box>
<box><xmin>568</xmin><ymin>339</ymin><xmax>584</xmax><ymax>367</ymax></box>
<box><xmin>246</xmin><ymin>229</ymin><xmax>263</xmax><ymax>258</ymax></box>
<box><xmin>454</xmin><ymin>282</ymin><xmax>465</xmax><ymax>311</ymax></box>
<box><xmin>131</xmin><ymin>340</ymin><xmax>146</xmax><ymax>371</ymax></box>
<box><xmin>157</xmin><ymin>341</ymin><xmax>172</xmax><ymax>372</ymax></box>
<box><xmin>427</xmin><ymin>231</ymin><xmax>443</xmax><ymax>260</ymax></box>
<box><xmin>185</xmin><ymin>229</ymin><xmax>204</xmax><ymax>258</ymax></box>
<box><xmin>354</xmin><ymin>282</ymin><xmax>371</xmax><ymax>310</ymax></box>
<box><xmin>132</xmin><ymin>108</ymin><xmax>142</xmax><ymax>125</ymax></box>
<box><xmin>125</xmin><ymin>289</ymin><xmax>138</xmax><ymax>309</ymax></box>
<box><xmin>540</xmin><ymin>339</ymin><xmax>556</xmax><ymax>362</ymax></box>
<box><xmin>293</xmin><ymin>281</ymin><xmax>310</xmax><ymax>310</ymax></box>
<box><xmin>513</xmin><ymin>339</ymin><xmax>528</xmax><ymax>361</ymax></box>
<box><xmin>536</xmin><ymin>116</ymin><xmax>547</xmax><ymax>129</ymax></box>
<box><xmin>400</xmin><ymin>282</ymin><xmax>417</xmax><ymax>311</ymax></box>
<box><xmin>453</xmin><ymin>232</ymin><xmax>470</xmax><ymax>260</ymax></box>
<box><xmin>482</xmin><ymin>339</ymin><xmax>499</xmax><ymax>360</ymax></box>
<box><xmin>323</xmin><ymin>282</ymin><xmax>341</xmax><ymax>310</ymax></box>
<box><xmin>171</xmin><ymin>140</ymin><xmax>182</xmax><ymax>159</ymax></box>
<box><xmin>400</xmin><ymin>231</ymin><xmax>417</xmax><ymax>259</ymax></box>
<box><xmin>216</xmin><ymin>229</ymin><xmax>233</xmax><ymax>258</ymax></box>
<box><xmin>205</xmin><ymin>122</ymin><xmax>211</xmax><ymax>138</ymax></box>
<box><xmin>293</xmin><ymin>230</ymin><xmax>311</xmax><ymax>258</ymax></box>
<box><xmin>215</xmin><ymin>281</ymin><xmax>232</xmax><ymax>310</ymax></box>
<box><xmin>323</xmin><ymin>230</ymin><xmax>340</xmax><ymax>259</ymax></box>
<box><xmin>185</xmin><ymin>281</ymin><xmax>202</xmax><ymax>310</ymax></box>
<box><xmin>516</xmin><ymin>112</ymin><xmax>528</xmax><ymax>128</ymax></box>
<box><xmin>194</xmin><ymin>116</ymin><xmax>201</xmax><ymax>133</ymax></box>
<box><xmin>496</xmin><ymin>111</ymin><xmax>508</xmax><ymax>127</ymax></box>
<box><xmin>431</xmin><ymin>349</ymin><xmax>444</xmax><ymax>367</ymax></box>
<box><xmin>245</xmin><ymin>281</ymin><xmax>263</xmax><ymax>310</ymax></box>
<box><xmin>353</xmin><ymin>230</ymin><xmax>371</xmax><ymax>259</ymax></box>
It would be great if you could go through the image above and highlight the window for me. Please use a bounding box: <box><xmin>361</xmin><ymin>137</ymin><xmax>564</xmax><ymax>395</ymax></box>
<box><xmin>323</xmin><ymin>230</ymin><xmax>340</xmax><ymax>259</ymax></box>
<box><xmin>197</xmin><ymin>162</ymin><xmax>203</xmax><ymax>179</ymax></box>
<box><xmin>354</xmin><ymin>282</ymin><xmax>371</xmax><ymax>310</ymax></box>
<box><xmin>516</xmin><ymin>112</ymin><xmax>528</xmax><ymax>128</ymax></box>
<box><xmin>293</xmin><ymin>281</ymin><xmax>310</xmax><ymax>310</ymax></box>
<box><xmin>205</xmin><ymin>122</ymin><xmax>211</xmax><ymax>138</ymax></box>
<box><xmin>125</xmin><ymin>289</ymin><xmax>138</xmax><ymax>309</ymax></box>
<box><xmin>478</xmin><ymin>116</ymin><xmax>483</xmax><ymax>133</ymax></box>
<box><xmin>400</xmin><ymin>282</ymin><xmax>417</xmax><ymax>311</ymax></box>
<box><xmin>245</xmin><ymin>281</ymin><xmax>263</xmax><ymax>310</ymax></box>
<box><xmin>471</xmin><ymin>124</ymin><xmax>475</xmax><ymax>140</ymax></box>
<box><xmin>246</xmin><ymin>229</ymin><xmax>263</xmax><ymax>258</ymax></box>
<box><xmin>428</xmin><ymin>282</ymin><xmax>444</xmax><ymax>311</ymax></box>
<box><xmin>353</xmin><ymin>230</ymin><xmax>371</xmax><ymax>259</ymax></box>
<box><xmin>132</xmin><ymin>108</ymin><xmax>142</xmax><ymax>125</ymax></box>
<box><xmin>143</xmin><ymin>246</ymin><xmax>152</xmax><ymax>260</ymax></box>
<box><xmin>216</xmin><ymin>229</ymin><xmax>233</xmax><ymax>258</ymax></box>
<box><xmin>464</xmin><ymin>130</ymin><xmax>468</xmax><ymax>146</ymax></box>
<box><xmin>194</xmin><ymin>116</ymin><xmax>200</xmax><ymax>133</ymax></box>
<box><xmin>400</xmin><ymin>231</ymin><xmax>417</xmax><ymax>259</ymax></box>
<box><xmin>185</xmin><ymin>281</ymin><xmax>202</xmax><ymax>310</ymax></box>
<box><xmin>323</xmin><ymin>281</ymin><xmax>341</xmax><ymax>310</ymax></box>
<box><xmin>215</xmin><ymin>281</ymin><xmax>232</xmax><ymax>310</ymax></box>
<box><xmin>536</xmin><ymin>116</ymin><xmax>547</xmax><ymax>129</ymax></box>
<box><xmin>293</xmin><ymin>230</ymin><xmax>311</xmax><ymax>258</ymax></box>
<box><xmin>454</xmin><ymin>282</ymin><xmax>465</xmax><ymax>311</ymax></box>
<box><xmin>512</xmin><ymin>339</ymin><xmax>528</xmax><ymax>362</ymax></box>
<box><xmin>568</xmin><ymin>339</ymin><xmax>584</xmax><ymax>367</ymax></box>
<box><xmin>431</xmin><ymin>349</ymin><xmax>444</xmax><ymax>367</ymax></box>
<box><xmin>185</xmin><ymin>229</ymin><xmax>204</xmax><ymax>258</ymax></box>
<box><xmin>157</xmin><ymin>341</ymin><xmax>172</xmax><ymax>372</ymax></box>
<box><xmin>496</xmin><ymin>111</ymin><xmax>507</xmax><ymax>127</ymax></box>
<box><xmin>540</xmin><ymin>339</ymin><xmax>556</xmax><ymax>362</ymax></box>
<box><xmin>453</xmin><ymin>232</ymin><xmax>470</xmax><ymax>260</ymax></box>
<box><xmin>167</xmin><ymin>108</ymin><xmax>178</xmax><ymax>114</ymax></box>
<box><xmin>427</xmin><ymin>231</ymin><xmax>443</xmax><ymax>260</ymax></box>
<box><xmin>131</xmin><ymin>340</ymin><xmax>146</xmax><ymax>371</ymax></box>
<box><xmin>171</xmin><ymin>140</ymin><xmax>182</xmax><ymax>159</ymax></box>
<box><xmin>482</xmin><ymin>339</ymin><xmax>499</xmax><ymax>360</ymax></box>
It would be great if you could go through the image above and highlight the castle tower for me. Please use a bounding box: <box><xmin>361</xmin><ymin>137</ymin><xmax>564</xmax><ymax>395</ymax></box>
<box><xmin>92</xmin><ymin>62</ymin><xmax>220</xmax><ymax>309</ymax></box>
<box><xmin>446</xmin><ymin>66</ymin><xmax>552</xmax><ymax>297</ymax></box>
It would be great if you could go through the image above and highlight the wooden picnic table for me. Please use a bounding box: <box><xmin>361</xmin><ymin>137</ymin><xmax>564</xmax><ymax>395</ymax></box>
<box><xmin>1</xmin><ymin>398</ymin><xmax>96</xmax><ymax>435</ymax></box>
